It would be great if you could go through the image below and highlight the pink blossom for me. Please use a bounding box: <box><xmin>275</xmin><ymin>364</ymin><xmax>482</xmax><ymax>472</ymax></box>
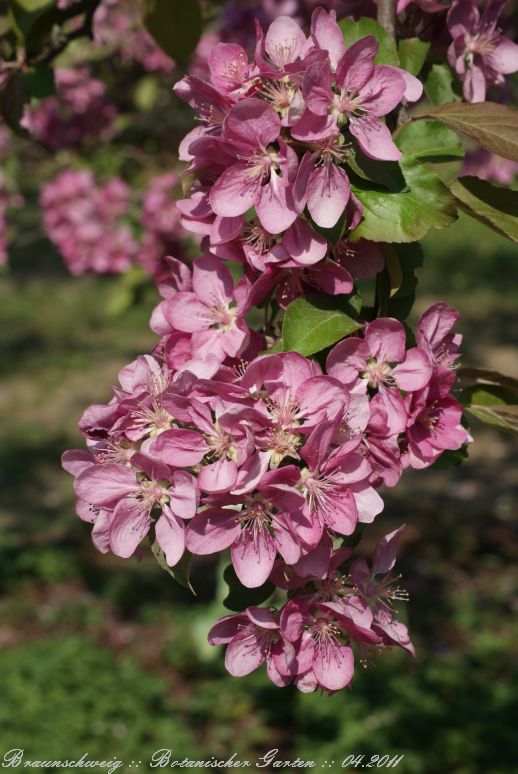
<box><xmin>163</xmin><ymin>255</ymin><xmax>251</xmax><ymax>363</ymax></box>
<box><xmin>294</xmin><ymin>36</ymin><xmax>408</xmax><ymax>160</ymax></box>
<box><xmin>72</xmin><ymin>456</ymin><xmax>198</xmax><ymax>563</ymax></box>
<box><xmin>208</xmin><ymin>607</ymin><xmax>295</xmax><ymax>685</ymax></box>
<box><xmin>447</xmin><ymin>0</ymin><xmax>518</xmax><ymax>102</ymax></box>
<box><xmin>327</xmin><ymin>317</ymin><xmax>433</xmax><ymax>432</ymax></box>
<box><xmin>209</xmin><ymin>98</ymin><xmax>299</xmax><ymax>233</ymax></box>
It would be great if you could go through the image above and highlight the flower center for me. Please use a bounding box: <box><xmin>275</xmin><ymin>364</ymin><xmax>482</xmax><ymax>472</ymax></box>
<box><xmin>361</xmin><ymin>356</ymin><xmax>395</xmax><ymax>389</ymax></box>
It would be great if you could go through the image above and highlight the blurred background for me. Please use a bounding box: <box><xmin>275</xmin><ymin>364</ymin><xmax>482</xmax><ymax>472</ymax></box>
<box><xmin>0</xmin><ymin>1</ymin><xmax>517</xmax><ymax>772</ymax></box>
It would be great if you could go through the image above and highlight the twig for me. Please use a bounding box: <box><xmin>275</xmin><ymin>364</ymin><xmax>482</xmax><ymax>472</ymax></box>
<box><xmin>377</xmin><ymin>0</ymin><xmax>397</xmax><ymax>40</ymax></box>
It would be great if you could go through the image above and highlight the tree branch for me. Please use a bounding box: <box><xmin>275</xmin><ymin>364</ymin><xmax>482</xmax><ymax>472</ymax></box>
<box><xmin>377</xmin><ymin>0</ymin><xmax>397</xmax><ymax>40</ymax></box>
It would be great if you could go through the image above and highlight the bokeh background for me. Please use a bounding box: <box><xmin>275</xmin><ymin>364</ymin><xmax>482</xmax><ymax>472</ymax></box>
<box><xmin>0</xmin><ymin>2</ymin><xmax>517</xmax><ymax>772</ymax></box>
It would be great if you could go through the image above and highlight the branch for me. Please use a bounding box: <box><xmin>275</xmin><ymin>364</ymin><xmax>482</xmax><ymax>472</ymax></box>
<box><xmin>377</xmin><ymin>0</ymin><xmax>397</xmax><ymax>40</ymax></box>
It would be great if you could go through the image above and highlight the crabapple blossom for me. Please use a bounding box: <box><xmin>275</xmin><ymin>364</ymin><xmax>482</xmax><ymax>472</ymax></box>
<box><xmin>447</xmin><ymin>0</ymin><xmax>518</xmax><ymax>102</ymax></box>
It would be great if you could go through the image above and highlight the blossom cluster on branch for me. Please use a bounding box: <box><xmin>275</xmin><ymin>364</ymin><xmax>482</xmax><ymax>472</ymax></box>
<box><xmin>52</xmin><ymin>0</ymin><xmax>516</xmax><ymax>693</ymax></box>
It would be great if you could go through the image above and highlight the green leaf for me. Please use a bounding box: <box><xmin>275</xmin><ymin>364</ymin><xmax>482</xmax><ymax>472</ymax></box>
<box><xmin>424</xmin><ymin>64</ymin><xmax>457</xmax><ymax>106</ymax></box>
<box><xmin>431</xmin><ymin>445</ymin><xmax>469</xmax><ymax>470</ymax></box>
<box><xmin>457</xmin><ymin>367</ymin><xmax>518</xmax><ymax>391</ymax></box>
<box><xmin>8</xmin><ymin>0</ymin><xmax>55</xmax><ymax>39</ymax></box>
<box><xmin>151</xmin><ymin>541</ymin><xmax>195</xmax><ymax>592</ymax></box>
<box><xmin>351</xmin><ymin>157</ymin><xmax>458</xmax><ymax>242</ymax></box>
<box><xmin>21</xmin><ymin>63</ymin><xmax>55</xmax><ymax>99</ymax></box>
<box><xmin>460</xmin><ymin>385</ymin><xmax>518</xmax><ymax>435</ymax></box>
<box><xmin>449</xmin><ymin>176</ymin><xmax>518</xmax><ymax>243</ymax></box>
<box><xmin>143</xmin><ymin>0</ymin><xmax>202</xmax><ymax>62</ymax></box>
<box><xmin>376</xmin><ymin>243</ymin><xmax>423</xmax><ymax>320</ymax></box>
<box><xmin>339</xmin><ymin>17</ymin><xmax>399</xmax><ymax>66</ymax></box>
<box><xmin>345</xmin><ymin>141</ymin><xmax>407</xmax><ymax>192</ymax></box>
<box><xmin>417</xmin><ymin>101</ymin><xmax>518</xmax><ymax>162</ymax></box>
<box><xmin>398</xmin><ymin>38</ymin><xmax>430</xmax><ymax>76</ymax></box>
<box><xmin>223</xmin><ymin>564</ymin><xmax>274</xmax><ymax>612</ymax></box>
<box><xmin>396</xmin><ymin>120</ymin><xmax>464</xmax><ymax>161</ymax></box>
<box><xmin>282</xmin><ymin>293</ymin><xmax>362</xmax><ymax>357</ymax></box>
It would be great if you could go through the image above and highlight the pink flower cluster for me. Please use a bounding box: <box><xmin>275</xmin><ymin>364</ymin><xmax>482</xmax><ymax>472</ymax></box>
<box><xmin>63</xmin><ymin>250</ymin><xmax>469</xmax><ymax>692</ymax></box>
<box><xmin>40</xmin><ymin>170</ymin><xmax>137</xmax><ymax>275</ymax></box>
<box><xmin>136</xmin><ymin>172</ymin><xmax>188</xmax><ymax>277</ymax></box>
<box><xmin>21</xmin><ymin>68</ymin><xmax>118</xmax><ymax>150</ymax></box>
<box><xmin>93</xmin><ymin>0</ymin><xmax>175</xmax><ymax>74</ymax></box>
<box><xmin>40</xmin><ymin>170</ymin><xmax>190</xmax><ymax>277</ymax></box>
<box><xmin>174</xmin><ymin>7</ymin><xmax>422</xmax><ymax>280</ymax></box>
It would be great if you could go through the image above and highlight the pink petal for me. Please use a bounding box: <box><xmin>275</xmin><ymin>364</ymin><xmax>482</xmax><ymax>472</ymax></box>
<box><xmin>326</xmin><ymin>337</ymin><xmax>369</xmax><ymax>386</ymax></box>
<box><xmin>225</xmin><ymin>630</ymin><xmax>265</xmax><ymax>676</ymax></box>
<box><xmin>209</xmin><ymin>163</ymin><xmax>258</xmax><ymax>217</ymax></box>
<box><xmin>337</xmin><ymin>36</ymin><xmax>377</xmax><ymax>92</ymax></box>
<box><xmin>198</xmin><ymin>458</ymin><xmax>238</xmax><ymax>493</ymax></box>
<box><xmin>168</xmin><ymin>471</ymin><xmax>199</xmax><ymax>519</ymax></box>
<box><xmin>393</xmin><ymin>347</ymin><xmax>433</xmax><ymax>391</ymax></box>
<box><xmin>224</xmin><ymin>97</ymin><xmax>280</xmax><ymax>147</ymax></box>
<box><xmin>372</xmin><ymin>524</ymin><xmax>405</xmax><ymax>575</ymax></box>
<box><xmin>303</xmin><ymin>59</ymin><xmax>334</xmax><ymax>116</ymax></box>
<box><xmin>310</xmin><ymin>8</ymin><xmax>345</xmax><ymax>70</ymax></box>
<box><xmin>314</xmin><ymin>641</ymin><xmax>354</xmax><ymax>691</ymax></box>
<box><xmin>360</xmin><ymin>66</ymin><xmax>406</xmax><ymax>117</ymax></box>
<box><xmin>231</xmin><ymin>528</ymin><xmax>277</xmax><ymax>588</ymax></box>
<box><xmin>209</xmin><ymin>43</ymin><xmax>249</xmax><ymax>92</ymax></box>
<box><xmin>148</xmin><ymin>429</ymin><xmax>209</xmax><ymax>467</ymax></box>
<box><xmin>193</xmin><ymin>254</ymin><xmax>233</xmax><ymax>307</ymax></box>
<box><xmin>283</xmin><ymin>218</ymin><xmax>328</xmax><ymax>266</ymax></box>
<box><xmin>109</xmin><ymin>497</ymin><xmax>150</xmax><ymax>558</ymax></box>
<box><xmin>61</xmin><ymin>449</ymin><xmax>93</xmax><ymax>476</ymax></box>
<box><xmin>486</xmin><ymin>36</ymin><xmax>518</xmax><ymax>74</ymax></box>
<box><xmin>307</xmin><ymin>164</ymin><xmax>350</xmax><ymax>228</ymax></box>
<box><xmin>208</xmin><ymin>613</ymin><xmax>247</xmax><ymax>644</ymax></box>
<box><xmin>265</xmin><ymin>16</ymin><xmax>306</xmax><ymax>69</ymax></box>
<box><xmin>349</xmin><ymin>116</ymin><xmax>402</xmax><ymax>162</ymax></box>
<box><xmin>186</xmin><ymin>508</ymin><xmax>240</xmax><ymax>555</ymax></box>
<box><xmin>155</xmin><ymin>507</ymin><xmax>186</xmax><ymax>566</ymax></box>
<box><xmin>351</xmin><ymin>484</ymin><xmax>385</xmax><ymax>524</ymax></box>
<box><xmin>365</xmin><ymin>318</ymin><xmax>406</xmax><ymax>363</ymax></box>
<box><xmin>164</xmin><ymin>292</ymin><xmax>211</xmax><ymax>333</ymax></box>
<box><xmin>256</xmin><ymin>174</ymin><xmax>298</xmax><ymax>233</ymax></box>
<box><xmin>291</xmin><ymin>111</ymin><xmax>337</xmax><ymax>143</ymax></box>
<box><xmin>463</xmin><ymin>66</ymin><xmax>486</xmax><ymax>102</ymax></box>
<box><xmin>74</xmin><ymin>463</ymin><xmax>137</xmax><ymax>508</ymax></box>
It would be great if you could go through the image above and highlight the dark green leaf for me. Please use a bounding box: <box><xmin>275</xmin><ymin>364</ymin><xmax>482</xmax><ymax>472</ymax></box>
<box><xmin>151</xmin><ymin>541</ymin><xmax>195</xmax><ymax>592</ymax></box>
<box><xmin>21</xmin><ymin>63</ymin><xmax>55</xmax><ymax>99</ymax></box>
<box><xmin>396</xmin><ymin>120</ymin><xmax>464</xmax><ymax>161</ymax></box>
<box><xmin>223</xmin><ymin>564</ymin><xmax>274</xmax><ymax>612</ymax></box>
<box><xmin>143</xmin><ymin>0</ymin><xmax>202</xmax><ymax>62</ymax></box>
<box><xmin>351</xmin><ymin>158</ymin><xmax>458</xmax><ymax>242</ymax></box>
<box><xmin>398</xmin><ymin>38</ymin><xmax>430</xmax><ymax>76</ymax></box>
<box><xmin>450</xmin><ymin>176</ymin><xmax>518</xmax><ymax>243</ymax></box>
<box><xmin>8</xmin><ymin>0</ymin><xmax>55</xmax><ymax>39</ymax></box>
<box><xmin>424</xmin><ymin>64</ymin><xmax>457</xmax><ymax>106</ymax></box>
<box><xmin>282</xmin><ymin>293</ymin><xmax>362</xmax><ymax>357</ymax></box>
<box><xmin>345</xmin><ymin>141</ymin><xmax>407</xmax><ymax>192</ymax></box>
<box><xmin>339</xmin><ymin>17</ymin><xmax>399</xmax><ymax>66</ymax></box>
<box><xmin>431</xmin><ymin>445</ymin><xmax>469</xmax><ymax>470</ymax></box>
<box><xmin>417</xmin><ymin>101</ymin><xmax>518</xmax><ymax>162</ymax></box>
<box><xmin>376</xmin><ymin>243</ymin><xmax>423</xmax><ymax>320</ymax></box>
